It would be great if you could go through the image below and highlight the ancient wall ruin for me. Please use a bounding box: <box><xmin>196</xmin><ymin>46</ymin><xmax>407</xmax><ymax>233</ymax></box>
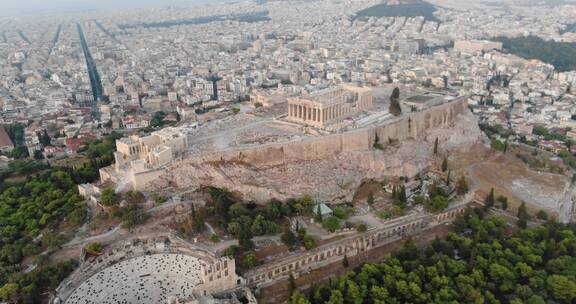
<box><xmin>244</xmin><ymin>205</ymin><xmax>468</xmax><ymax>288</ymax></box>
<box><xmin>152</xmin><ymin>97</ymin><xmax>475</xmax><ymax>202</ymax></box>
<box><xmin>199</xmin><ymin>97</ymin><xmax>468</xmax><ymax>167</ymax></box>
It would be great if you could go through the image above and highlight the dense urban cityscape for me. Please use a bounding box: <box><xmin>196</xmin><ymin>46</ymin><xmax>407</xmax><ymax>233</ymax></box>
<box><xmin>1</xmin><ymin>0</ymin><xmax>576</xmax><ymax>303</ymax></box>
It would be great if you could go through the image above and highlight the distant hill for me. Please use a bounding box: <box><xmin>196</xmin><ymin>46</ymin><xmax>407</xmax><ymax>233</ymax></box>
<box><xmin>354</xmin><ymin>0</ymin><xmax>439</xmax><ymax>22</ymax></box>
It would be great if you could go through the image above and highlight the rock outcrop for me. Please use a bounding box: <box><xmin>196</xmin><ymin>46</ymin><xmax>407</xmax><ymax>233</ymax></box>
<box><xmin>153</xmin><ymin>103</ymin><xmax>481</xmax><ymax>203</ymax></box>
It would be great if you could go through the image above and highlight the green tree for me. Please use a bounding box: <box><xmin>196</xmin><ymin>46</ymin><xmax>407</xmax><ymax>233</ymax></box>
<box><xmin>287</xmin><ymin>291</ymin><xmax>310</xmax><ymax>304</ymax></box>
<box><xmin>33</xmin><ymin>150</ymin><xmax>44</xmax><ymax>160</ymax></box>
<box><xmin>0</xmin><ymin>283</ymin><xmax>19</xmax><ymax>303</ymax></box>
<box><xmin>315</xmin><ymin>204</ymin><xmax>323</xmax><ymax>223</ymax></box>
<box><xmin>295</xmin><ymin>195</ymin><xmax>314</xmax><ymax>216</ymax></box>
<box><xmin>100</xmin><ymin>187</ymin><xmax>118</xmax><ymax>206</ymax></box>
<box><xmin>547</xmin><ymin>275</ymin><xmax>576</xmax><ymax>302</ymax></box>
<box><xmin>150</xmin><ymin>111</ymin><xmax>166</xmax><ymax>127</ymax></box>
<box><xmin>281</xmin><ymin>227</ymin><xmax>297</xmax><ymax>248</ymax></box>
<box><xmin>302</xmin><ymin>234</ymin><xmax>316</xmax><ymax>250</ymax></box>
<box><xmin>457</xmin><ymin>177</ymin><xmax>469</xmax><ymax>195</ymax></box>
<box><xmin>389</xmin><ymin>87</ymin><xmax>402</xmax><ymax>116</ymax></box>
<box><xmin>191</xmin><ymin>207</ymin><xmax>206</xmax><ymax>233</ymax></box>
<box><xmin>373</xmin><ymin>134</ymin><xmax>384</xmax><ymax>150</ymax></box>
<box><xmin>427</xmin><ymin>196</ymin><xmax>449</xmax><ymax>213</ymax></box>
<box><xmin>238</xmin><ymin>224</ymin><xmax>254</xmax><ymax>250</ymax></box>
<box><xmin>223</xmin><ymin>245</ymin><xmax>239</xmax><ymax>257</ymax></box>
<box><xmin>125</xmin><ymin>190</ymin><xmax>145</xmax><ymax>205</ymax></box>
<box><xmin>229</xmin><ymin>203</ymin><xmax>249</xmax><ymax>219</ymax></box>
<box><xmin>242</xmin><ymin>254</ymin><xmax>257</xmax><ymax>269</ymax></box>
<box><xmin>441</xmin><ymin>157</ymin><xmax>448</xmax><ymax>172</ymax></box>
<box><xmin>251</xmin><ymin>214</ymin><xmax>266</xmax><ymax>236</ymax></box>
<box><xmin>342</xmin><ymin>255</ymin><xmax>349</xmax><ymax>268</ymax></box>
<box><xmin>39</xmin><ymin>130</ymin><xmax>51</xmax><ymax>146</ymax></box>
<box><xmin>497</xmin><ymin>196</ymin><xmax>508</xmax><ymax>210</ymax></box>
<box><xmin>322</xmin><ymin>216</ymin><xmax>341</xmax><ymax>232</ymax></box>
<box><xmin>120</xmin><ymin>203</ymin><xmax>149</xmax><ymax>229</ymax></box>
<box><xmin>85</xmin><ymin>242</ymin><xmax>103</xmax><ymax>255</ymax></box>
<box><xmin>367</xmin><ymin>192</ymin><xmax>375</xmax><ymax>209</ymax></box>
<box><xmin>300</xmin><ymin>209</ymin><xmax>576</xmax><ymax>304</ymax></box>
<box><xmin>434</xmin><ymin>137</ymin><xmax>439</xmax><ymax>154</ymax></box>
<box><xmin>484</xmin><ymin>188</ymin><xmax>495</xmax><ymax>209</ymax></box>
<box><xmin>289</xmin><ymin>273</ymin><xmax>297</xmax><ymax>295</ymax></box>
<box><xmin>327</xmin><ymin>290</ymin><xmax>344</xmax><ymax>304</ymax></box>
<box><xmin>536</xmin><ymin>210</ymin><xmax>548</xmax><ymax>221</ymax></box>
<box><xmin>517</xmin><ymin>201</ymin><xmax>529</xmax><ymax>229</ymax></box>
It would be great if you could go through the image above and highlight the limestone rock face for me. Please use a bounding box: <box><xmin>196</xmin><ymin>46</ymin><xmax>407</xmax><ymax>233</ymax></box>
<box><xmin>155</xmin><ymin>111</ymin><xmax>481</xmax><ymax>203</ymax></box>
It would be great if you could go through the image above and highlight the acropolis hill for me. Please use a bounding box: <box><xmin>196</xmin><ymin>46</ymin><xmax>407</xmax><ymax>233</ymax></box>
<box><xmin>95</xmin><ymin>86</ymin><xmax>482</xmax><ymax>204</ymax></box>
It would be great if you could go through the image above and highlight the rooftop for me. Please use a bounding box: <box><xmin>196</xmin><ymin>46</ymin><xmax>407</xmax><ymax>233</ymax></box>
<box><xmin>0</xmin><ymin>126</ymin><xmax>14</xmax><ymax>148</ymax></box>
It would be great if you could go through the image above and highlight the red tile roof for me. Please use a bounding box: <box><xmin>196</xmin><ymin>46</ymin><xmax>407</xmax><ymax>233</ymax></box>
<box><xmin>65</xmin><ymin>138</ymin><xmax>84</xmax><ymax>153</ymax></box>
<box><xmin>0</xmin><ymin>126</ymin><xmax>14</xmax><ymax>148</ymax></box>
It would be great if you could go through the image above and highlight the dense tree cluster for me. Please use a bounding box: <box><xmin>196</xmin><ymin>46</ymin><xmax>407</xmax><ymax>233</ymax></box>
<box><xmin>150</xmin><ymin>111</ymin><xmax>167</xmax><ymax>128</ymax></box>
<box><xmin>495</xmin><ymin>36</ymin><xmax>576</xmax><ymax>72</ymax></box>
<box><xmin>291</xmin><ymin>208</ymin><xmax>576</xmax><ymax>304</ymax></box>
<box><xmin>0</xmin><ymin>168</ymin><xmax>85</xmax><ymax>301</ymax></box>
<box><xmin>210</xmin><ymin>188</ymin><xmax>286</xmax><ymax>248</ymax></box>
<box><xmin>282</xmin><ymin>223</ymin><xmax>316</xmax><ymax>250</ymax></box>
<box><xmin>68</xmin><ymin>132</ymin><xmax>122</xmax><ymax>184</ymax></box>
<box><xmin>206</xmin><ymin>188</ymin><xmax>322</xmax><ymax>253</ymax></box>
<box><xmin>0</xmin><ymin>259</ymin><xmax>78</xmax><ymax>303</ymax></box>
<box><xmin>5</xmin><ymin>124</ymin><xmax>25</xmax><ymax>147</ymax></box>
<box><xmin>99</xmin><ymin>189</ymin><xmax>149</xmax><ymax>230</ymax></box>
<box><xmin>424</xmin><ymin>182</ymin><xmax>449</xmax><ymax>213</ymax></box>
<box><xmin>0</xmin><ymin>133</ymin><xmax>130</xmax><ymax>303</ymax></box>
<box><xmin>4</xmin><ymin>124</ymin><xmax>28</xmax><ymax>159</ymax></box>
<box><xmin>208</xmin><ymin>188</ymin><xmax>316</xmax><ymax>250</ymax></box>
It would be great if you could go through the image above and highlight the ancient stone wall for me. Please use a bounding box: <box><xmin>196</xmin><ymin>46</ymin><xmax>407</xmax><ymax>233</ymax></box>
<box><xmin>202</xmin><ymin>97</ymin><xmax>468</xmax><ymax>167</ymax></box>
<box><xmin>244</xmin><ymin>205</ymin><xmax>468</xmax><ymax>288</ymax></box>
<box><xmin>150</xmin><ymin>97</ymin><xmax>476</xmax><ymax>202</ymax></box>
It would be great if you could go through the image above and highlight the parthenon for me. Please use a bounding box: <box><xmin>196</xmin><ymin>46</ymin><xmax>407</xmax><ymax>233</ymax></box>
<box><xmin>287</xmin><ymin>84</ymin><xmax>374</xmax><ymax>127</ymax></box>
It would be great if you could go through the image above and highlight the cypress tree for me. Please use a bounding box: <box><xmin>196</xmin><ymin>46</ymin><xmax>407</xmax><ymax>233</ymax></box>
<box><xmin>485</xmin><ymin>188</ymin><xmax>495</xmax><ymax>209</ymax></box>
<box><xmin>456</xmin><ymin>177</ymin><xmax>468</xmax><ymax>195</ymax></box>
<box><xmin>288</xmin><ymin>273</ymin><xmax>296</xmax><ymax>295</ymax></box>
<box><xmin>441</xmin><ymin>157</ymin><xmax>448</xmax><ymax>172</ymax></box>
<box><xmin>389</xmin><ymin>87</ymin><xmax>402</xmax><ymax>116</ymax></box>
<box><xmin>315</xmin><ymin>204</ymin><xmax>323</xmax><ymax>223</ymax></box>
<box><xmin>342</xmin><ymin>255</ymin><xmax>349</xmax><ymax>268</ymax></box>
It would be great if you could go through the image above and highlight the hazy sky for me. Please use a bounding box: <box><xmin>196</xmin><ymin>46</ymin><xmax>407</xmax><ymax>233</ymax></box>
<box><xmin>1</xmin><ymin>0</ymin><xmax>213</xmax><ymax>16</ymax></box>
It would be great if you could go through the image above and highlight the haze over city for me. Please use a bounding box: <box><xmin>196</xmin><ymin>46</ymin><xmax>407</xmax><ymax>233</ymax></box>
<box><xmin>1</xmin><ymin>0</ymin><xmax>214</xmax><ymax>16</ymax></box>
<box><xmin>0</xmin><ymin>0</ymin><xmax>576</xmax><ymax>303</ymax></box>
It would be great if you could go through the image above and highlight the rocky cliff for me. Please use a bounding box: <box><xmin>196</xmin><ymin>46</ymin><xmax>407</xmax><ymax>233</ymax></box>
<box><xmin>152</xmin><ymin>101</ymin><xmax>481</xmax><ymax>203</ymax></box>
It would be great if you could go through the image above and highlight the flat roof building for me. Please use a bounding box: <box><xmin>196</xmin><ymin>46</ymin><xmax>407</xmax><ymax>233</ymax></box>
<box><xmin>454</xmin><ymin>40</ymin><xmax>503</xmax><ymax>53</ymax></box>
